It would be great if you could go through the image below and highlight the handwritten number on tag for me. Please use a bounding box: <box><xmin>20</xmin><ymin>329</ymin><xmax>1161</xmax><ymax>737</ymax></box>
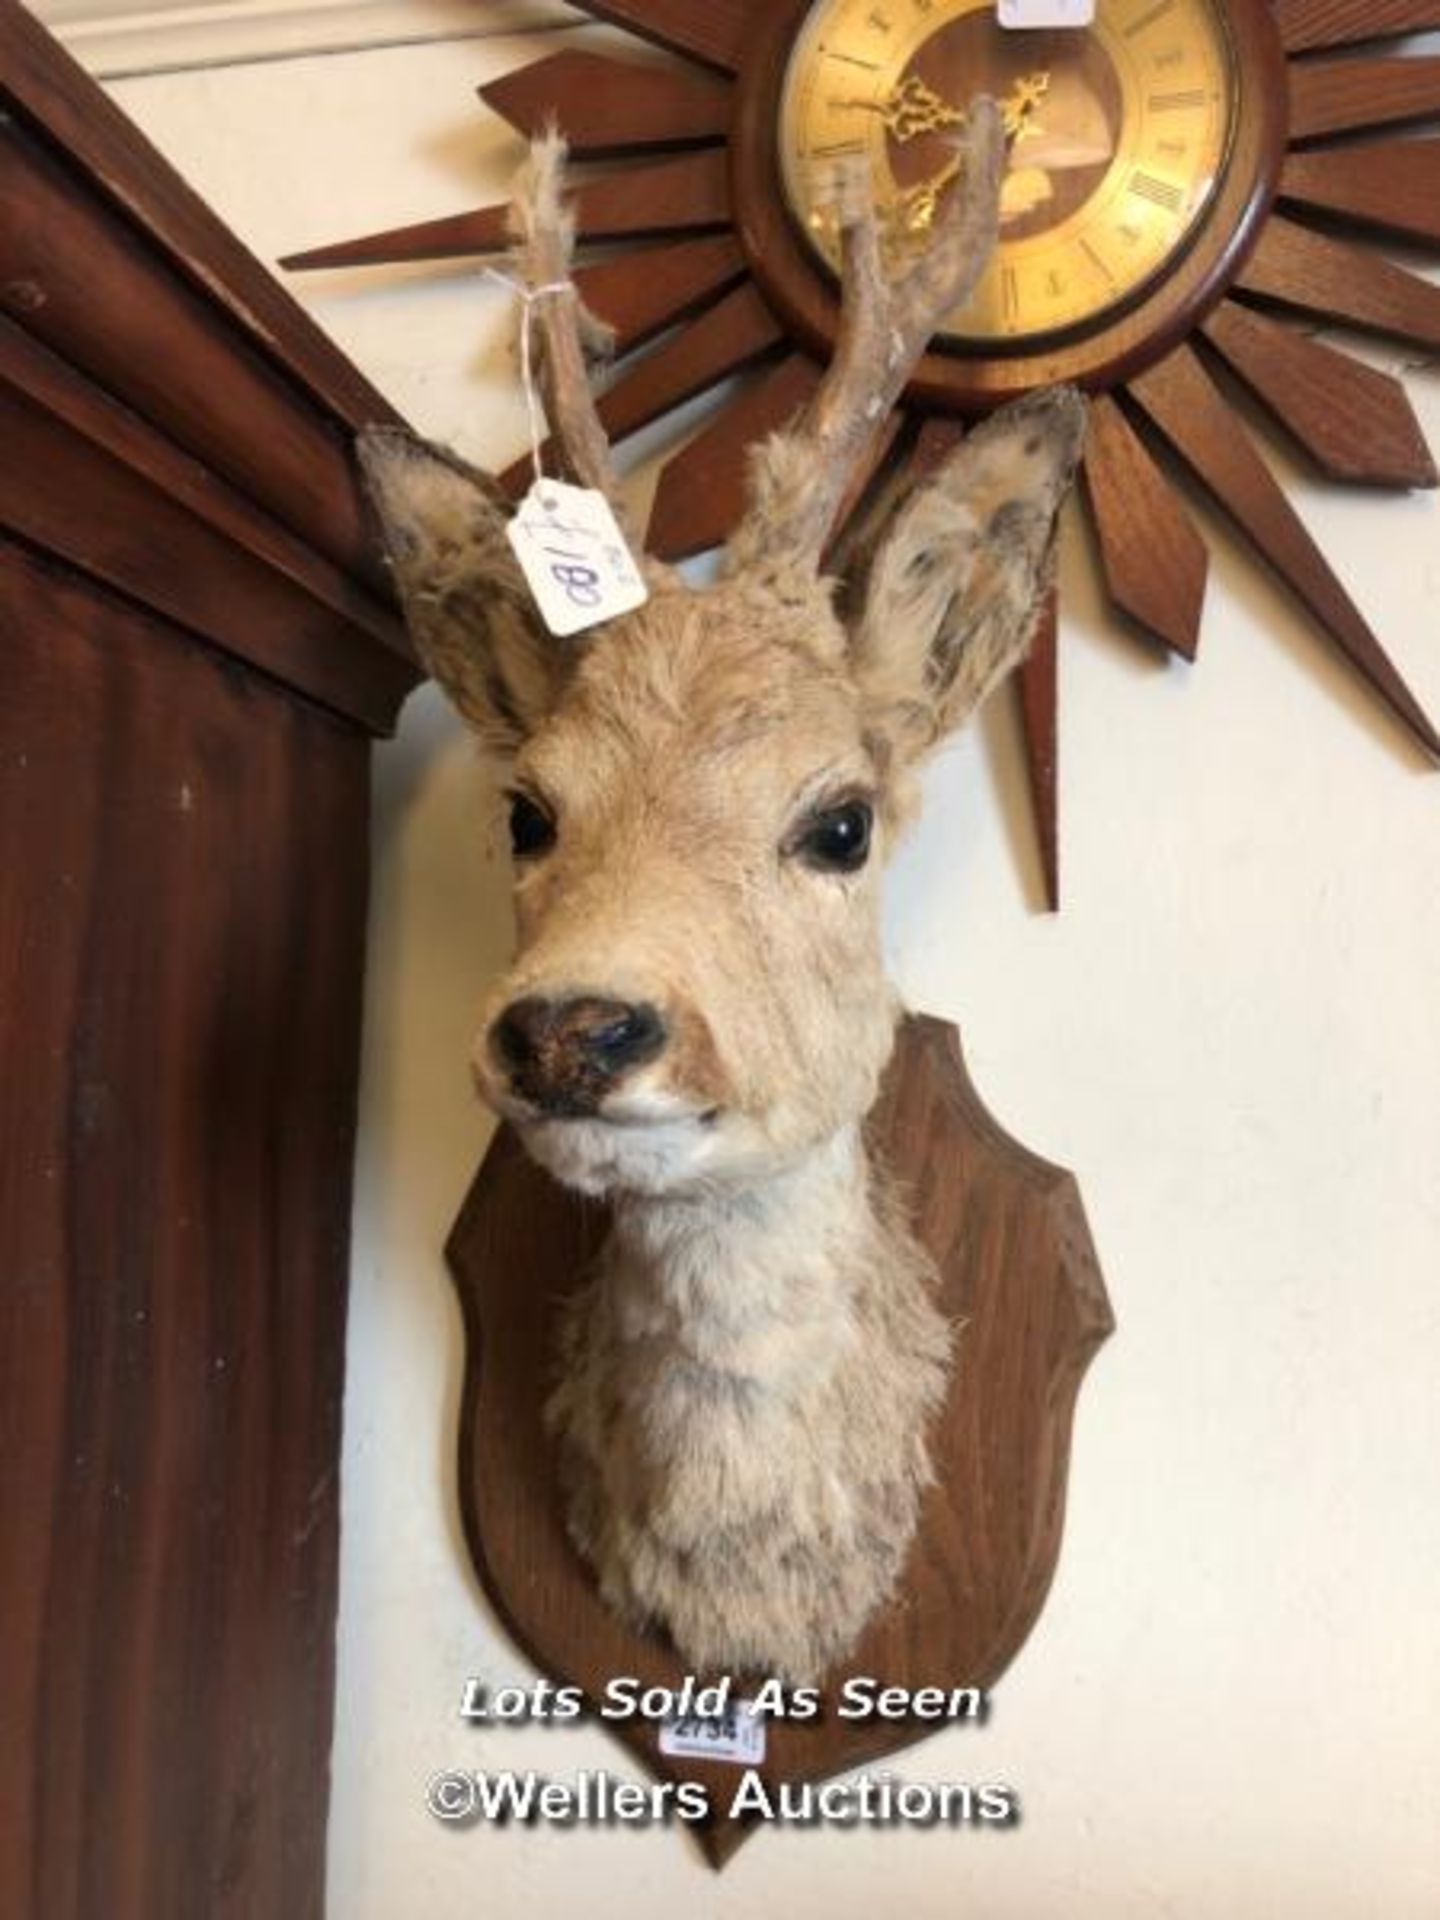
<box><xmin>550</xmin><ymin>559</ymin><xmax>602</xmax><ymax>609</ymax></box>
<box><xmin>507</xmin><ymin>480</ymin><xmax>648</xmax><ymax>637</ymax></box>
<box><xmin>513</xmin><ymin>505</ymin><xmax>603</xmax><ymax>608</ymax></box>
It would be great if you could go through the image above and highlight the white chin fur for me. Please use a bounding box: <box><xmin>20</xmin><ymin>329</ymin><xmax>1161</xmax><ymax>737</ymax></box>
<box><xmin>521</xmin><ymin>1112</ymin><xmax>721</xmax><ymax>1197</ymax></box>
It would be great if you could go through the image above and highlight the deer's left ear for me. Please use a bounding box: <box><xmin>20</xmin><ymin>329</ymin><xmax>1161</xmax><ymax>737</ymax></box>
<box><xmin>849</xmin><ymin>387</ymin><xmax>1086</xmax><ymax>759</ymax></box>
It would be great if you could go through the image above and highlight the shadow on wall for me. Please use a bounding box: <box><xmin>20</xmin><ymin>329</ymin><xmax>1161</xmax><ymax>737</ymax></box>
<box><xmin>350</xmin><ymin>679</ymin><xmax>514</xmax><ymax>1592</ymax></box>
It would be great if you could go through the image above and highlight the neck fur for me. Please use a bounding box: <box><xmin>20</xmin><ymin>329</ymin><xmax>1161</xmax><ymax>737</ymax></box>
<box><xmin>546</xmin><ymin>1118</ymin><xmax>951</xmax><ymax>1680</ymax></box>
<box><xmin>607</xmin><ymin>1127</ymin><xmax>873</xmax><ymax>1388</ymax></box>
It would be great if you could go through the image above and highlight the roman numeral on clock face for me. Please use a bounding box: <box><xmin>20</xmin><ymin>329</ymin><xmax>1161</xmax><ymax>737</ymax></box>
<box><xmin>1130</xmin><ymin>171</ymin><xmax>1185</xmax><ymax>213</ymax></box>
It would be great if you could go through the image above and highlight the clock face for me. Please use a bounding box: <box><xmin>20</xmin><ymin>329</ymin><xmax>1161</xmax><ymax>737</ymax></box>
<box><xmin>778</xmin><ymin>0</ymin><xmax>1236</xmax><ymax>347</ymax></box>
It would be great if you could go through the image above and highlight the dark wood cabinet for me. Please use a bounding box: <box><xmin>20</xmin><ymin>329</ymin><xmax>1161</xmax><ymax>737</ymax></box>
<box><xmin>0</xmin><ymin>8</ymin><xmax>420</xmax><ymax>1913</ymax></box>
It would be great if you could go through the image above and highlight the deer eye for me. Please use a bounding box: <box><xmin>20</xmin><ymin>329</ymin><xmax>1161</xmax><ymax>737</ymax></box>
<box><xmin>795</xmin><ymin>799</ymin><xmax>873</xmax><ymax>874</ymax></box>
<box><xmin>507</xmin><ymin>790</ymin><xmax>556</xmax><ymax>860</ymax></box>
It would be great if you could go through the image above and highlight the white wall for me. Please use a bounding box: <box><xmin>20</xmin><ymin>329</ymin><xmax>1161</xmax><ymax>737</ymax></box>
<box><xmin>101</xmin><ymin>19</ymin><xmax>1440</xmax><ymax>1916</ymax></box>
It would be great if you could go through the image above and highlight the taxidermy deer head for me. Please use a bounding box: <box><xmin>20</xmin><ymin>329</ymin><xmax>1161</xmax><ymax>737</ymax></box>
<box><xmin>360</xmin><ymin>103</ymin><xmax>1085</xmax><ymax>1681</ymax></box>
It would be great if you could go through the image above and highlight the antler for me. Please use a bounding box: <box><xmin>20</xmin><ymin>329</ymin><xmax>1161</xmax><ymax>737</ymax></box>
<box><xmin>507</xmin><ymin>131</ymin><xmax>623</xmax><ymax>506</ymax></box>
<box><xmin>725</xmin><ymin>95</ymin><xmax>1005</xmax><ymax>584</ymax></box>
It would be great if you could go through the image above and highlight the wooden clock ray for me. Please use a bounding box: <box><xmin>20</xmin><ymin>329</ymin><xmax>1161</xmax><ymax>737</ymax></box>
<box><xmin>286</xmin><ymin>0</ymin><xmax>1440</xmax><ymax>909</ymax></box>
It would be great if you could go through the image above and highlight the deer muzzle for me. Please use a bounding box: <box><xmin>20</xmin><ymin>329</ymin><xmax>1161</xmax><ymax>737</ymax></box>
<box><xmin>488</xmin><ymin>994</ymin><xmax>668</xmax><ymax>1118</ymax></box>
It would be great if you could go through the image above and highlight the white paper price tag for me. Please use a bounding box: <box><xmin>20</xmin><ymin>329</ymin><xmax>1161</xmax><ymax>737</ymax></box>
<box><xmin>507</xmin><ymin>479</ymin><xmax>648</xmax><ymax>638</ymax></box>
<box><xmin>658</xmin><ymin>1700</ymin><xmax>767</xmax><ymax>1767</ymax></box>
<box><xmin>999</xmin><ymin>0</ymin><xmax>1095</xmax><ymax>26</ymax></box>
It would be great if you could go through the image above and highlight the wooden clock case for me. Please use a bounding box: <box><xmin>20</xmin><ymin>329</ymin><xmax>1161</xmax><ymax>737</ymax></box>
<box><xmin>732</xmin><ymin>0</ymin><xmax>1289</xmax><ymax>411</ymax></box>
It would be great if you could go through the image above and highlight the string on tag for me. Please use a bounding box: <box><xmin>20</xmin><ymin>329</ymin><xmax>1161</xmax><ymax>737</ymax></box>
<box><xmin>485</xmin><ymin>267</ymin><xmax>575</xmax><ymax>492</ymax></box>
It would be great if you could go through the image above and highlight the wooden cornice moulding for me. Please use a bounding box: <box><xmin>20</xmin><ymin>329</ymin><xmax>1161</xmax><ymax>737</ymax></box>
<box><xmin>0</xmin><ymin>319</ymin><xmax>415</xmax><ymax>734</ymax></box>
<box><xmin>447</xmin><ymin>1013</ymin><xmax>1114</xmax><ymax>1870</ymax></box>
<box><xmin>0</xmin><ymin>0</ymin><xmax>424</xmax><ymax>733</ymax></box>
<box><xmin>0</xmin><ymin>0</ymin><xmax>400</xmax><ymax>434</ymax></box>
<box><xmin>0</xmin><ymin>107</ymin><xmax>390</xmax><ymax>598</ymax></box>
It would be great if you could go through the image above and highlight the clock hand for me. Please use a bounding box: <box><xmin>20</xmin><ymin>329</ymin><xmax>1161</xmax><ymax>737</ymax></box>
<box><xmin>847</xmin><ymin>73</ymin><xmax>964</xmax><ymax>143</ymax></box>
<box><xmin>849</xmin><ymin>69</ymin><xmax>1051</xmax><ymax>147</ymax></box>
<box><xmin>896</xmin><ymin>156</ymin><xmax>963</xmax><ymax>235</ymax></box>
<box><xmin>1007</xmin><ymin>71</ymin><xmax>1052</xmax><ymax>137</ymax></box>
<box><xmin>889</xmin><ymin>70</ymin><xmax>1052</xmax><ymax>234</ymax></box>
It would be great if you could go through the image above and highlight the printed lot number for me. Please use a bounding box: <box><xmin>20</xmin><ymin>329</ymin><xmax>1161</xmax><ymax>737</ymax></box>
<box><xmin>659</xmin><ymin>1702</ymin><xmax>767</xmax><ymax>1766</ymax></box>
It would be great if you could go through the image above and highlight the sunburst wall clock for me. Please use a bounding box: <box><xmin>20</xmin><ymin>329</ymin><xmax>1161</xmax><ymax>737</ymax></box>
<box><xmin>285</xmin><ymin>0</ymin><xmax>1440</xmax><ymax>907</ymax></box>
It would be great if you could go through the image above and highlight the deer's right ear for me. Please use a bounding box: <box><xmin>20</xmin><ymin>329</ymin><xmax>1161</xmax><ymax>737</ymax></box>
<box><xmin>847</xmin><ymin>388</ymin><xmax>1086</xmax><ymax>761</ymax></box>
<box><xmin>358</xmin><ymin>427</ymin><xmax>563</xmax><ymax>752</ymax></box>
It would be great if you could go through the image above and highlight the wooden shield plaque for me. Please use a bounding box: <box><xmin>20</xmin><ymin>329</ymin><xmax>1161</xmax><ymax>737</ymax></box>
<box><xmin>446</xmin><ymin>1013</ymin><xmax>1113</xmax><ymax>1867</ymax></box>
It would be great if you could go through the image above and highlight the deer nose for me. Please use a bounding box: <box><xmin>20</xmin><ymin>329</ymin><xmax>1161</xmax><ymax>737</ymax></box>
<box><xmin>490</xmin><ymin>995</ymin><xmax>667</xmax><ymax>1113</ymax></box>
